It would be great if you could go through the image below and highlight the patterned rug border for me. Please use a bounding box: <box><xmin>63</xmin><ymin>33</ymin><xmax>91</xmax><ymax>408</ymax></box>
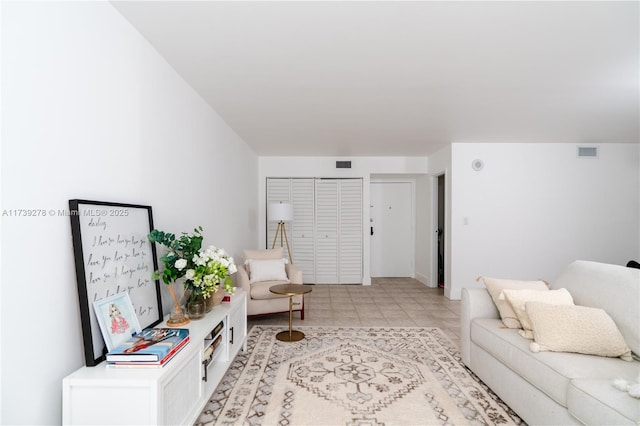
<box><xmin>196</xmin><ymin>325</ymin><xmax>524</xmax><ymax>426</ymax></box>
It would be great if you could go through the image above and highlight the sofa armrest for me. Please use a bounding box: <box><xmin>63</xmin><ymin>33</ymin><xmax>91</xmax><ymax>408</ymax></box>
<box><xmin>235</xmin><ymin>265</ymin><xmax>251</xmax><ymax>296</ymax></box>
<box><xmin>286</xmin><ymin>263</ymin><xmax>303</xmax><ymax>284</ymax></box>
<box><xmin>460</xmin><ymin>288</ymin><xmax>499</xmax><ymax>367</ymax></box>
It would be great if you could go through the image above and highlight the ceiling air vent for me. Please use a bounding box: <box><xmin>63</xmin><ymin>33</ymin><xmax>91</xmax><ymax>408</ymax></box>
<box><xmin>577</xmin><ymin>146</ymin><xmax>598</xmax><ymax>158</ymax></box>
<box><xmin>336</xmin><ymin>161</ymin><xmax>352</xmax><ymax>169</ymax></box>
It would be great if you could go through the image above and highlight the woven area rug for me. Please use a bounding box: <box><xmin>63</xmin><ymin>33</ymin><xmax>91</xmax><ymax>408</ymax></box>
<box><xmin>195</xmin><ymin>326</ymin><xmax>524</xmax><ymax>426</ymax></box>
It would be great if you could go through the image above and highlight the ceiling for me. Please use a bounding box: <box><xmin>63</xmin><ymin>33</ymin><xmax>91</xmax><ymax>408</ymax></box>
<box><xmin>111</xmin><ymin>1</ymin><xmax>639</xmax><ymax>157</ymax></box>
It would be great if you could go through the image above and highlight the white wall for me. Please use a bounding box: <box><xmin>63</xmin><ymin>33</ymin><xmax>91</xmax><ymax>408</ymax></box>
<box><xmin>448</xmin><ymin>142</ymin><xmax>640</xmax><ymax>299</ymax></box>
<box><xmin>258</xmin><ymin>157</ymin><xmax>429</xmax><ymax>285</ymax></box>
<box><xmin>1</xmin><ymin>2</ymin><xmax>257</xmax><ymax>424</ymax></box>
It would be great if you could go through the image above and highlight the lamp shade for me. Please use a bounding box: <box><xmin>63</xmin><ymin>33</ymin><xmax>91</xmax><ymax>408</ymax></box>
<box><xmin>267</xmin><ymin>202</ymin><xmax>293</xmax><ymax>222</ymax></box>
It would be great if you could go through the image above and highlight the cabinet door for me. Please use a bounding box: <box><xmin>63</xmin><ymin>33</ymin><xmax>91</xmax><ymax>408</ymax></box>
<box><xmin>161</xmin><ymin>349</ymin><xmax>203</xmax><ymax>426</ymax></box>
<box><xmin>227</xmin><ymin>297</ymin><xmax>247</xmax><ymax>358</ymax></box>
<box><xmin>338</xmin><ymin>180</ymin><xmax>363</xmax><ymax>284</ymax></box>
<box><xmin>291</xmin><ymin>179</ymin><xmax>315</xmax><ymax>283</ymax></box>
<box><xmin>266</xmin><ymin>178</ymin><xmax>291</xmax><ymax>250</ymax></box>
<box><xmin>314</xmin><ymin>179</ymin><xmax>338</xmax><ymax>283</ymax></box>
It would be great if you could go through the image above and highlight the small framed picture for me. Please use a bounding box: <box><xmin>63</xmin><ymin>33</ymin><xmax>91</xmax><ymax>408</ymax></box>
<box><xmin>93</xmin><ymin>292</ymin><xmax>142</xmax><ymax>351</ymax></box>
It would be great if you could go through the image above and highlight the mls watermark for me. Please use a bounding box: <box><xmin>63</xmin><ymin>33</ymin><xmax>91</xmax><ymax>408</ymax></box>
<box><xmin>1</xmin><ymin>208</ymin><xmax>129</xmax><ymax>217</ymax></box>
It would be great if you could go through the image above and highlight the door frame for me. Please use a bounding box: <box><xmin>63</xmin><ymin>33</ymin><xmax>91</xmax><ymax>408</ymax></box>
<box><xmin>369</xmin><ymin>178</ymin><xmax>416</xmax><ymax>278</ymax></box>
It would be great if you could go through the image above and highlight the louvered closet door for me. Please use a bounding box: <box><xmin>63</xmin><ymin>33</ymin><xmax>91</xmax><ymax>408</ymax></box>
<box><xmin>338</xmin><ymin>180</ymin><xmax>363</xmax><ymax>283</ymax></box>
<box><xmin>314</xmin><ymin>179</ymin><xmax>339</xmax><ymax>284</ymax></box>
<box><xmin>291</xmin><ymin>179</ymin><xmax>315</xmax><ymax>283</ymax></box>
<box><xmin>266</xmin><ymin>179</ymin><xmax>291</xmax><ymax>255</ymax></box>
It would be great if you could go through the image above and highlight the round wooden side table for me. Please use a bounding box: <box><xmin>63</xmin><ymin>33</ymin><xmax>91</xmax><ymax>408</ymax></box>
<box><xmin>269</xmin><ymin>283</ymin><xmax>313</xmax><ymax>342</ymax></box>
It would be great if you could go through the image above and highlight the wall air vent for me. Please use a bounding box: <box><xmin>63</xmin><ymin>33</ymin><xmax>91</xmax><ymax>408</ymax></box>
<box><xmin>336</xmin><ymin>161</ymin><xmax>352</xmax><ymax>169</ymax></box>
<box><xmin>577</xmin><ymin>146</ymin><xmax>598</xmax><ymax>158</ymax></box>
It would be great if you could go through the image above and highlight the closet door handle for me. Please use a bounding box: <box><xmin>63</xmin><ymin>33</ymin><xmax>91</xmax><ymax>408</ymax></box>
<box><xmin>371</xmin><ymin>227</ymin><xmax>374</xmax><ymax>236</ymax></box>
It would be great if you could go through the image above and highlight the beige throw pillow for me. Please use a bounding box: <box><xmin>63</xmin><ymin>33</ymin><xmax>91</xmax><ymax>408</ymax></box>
<box><xmin>502</xmin><ymin>288</ymin><xmax>574</xmax><ymax>339</ymax></box>
<box><xmin>527</xmin><ymin>302</ymin><xmax>633</xmax><ymax>361</ymax></box>
<box><xmin>478</xmin><ymin>276</ymin><xmax>549</xmax><ymax>328</ymax></box>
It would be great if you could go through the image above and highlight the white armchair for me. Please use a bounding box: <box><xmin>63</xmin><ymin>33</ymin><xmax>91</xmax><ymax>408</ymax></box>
<box><xmin>235</xmin><ymin>247</ymin><xmax>306</xmax><ymax>319</ymax></box>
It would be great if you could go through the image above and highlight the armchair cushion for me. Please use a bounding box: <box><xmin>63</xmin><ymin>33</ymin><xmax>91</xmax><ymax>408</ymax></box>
<box><xmin>247</xmin><ymin>258</ymin><xmax>289</xmax><ymax>283</ymax></box>
<box><xmin>243</xmin><ymin>247</ymin><xmax>283</xmax><ymax>261</ymax></box>
<box><xmin>250</xmin><ymin>280</ymin><xmax>292</xmax><ymax>300</ymax></box>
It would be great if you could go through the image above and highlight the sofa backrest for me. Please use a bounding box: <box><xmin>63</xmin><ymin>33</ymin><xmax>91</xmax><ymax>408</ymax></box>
<box><xmin>552</xmin><ymin>260</ymin><xmax>640</xmax><ymax>357</ymax></box>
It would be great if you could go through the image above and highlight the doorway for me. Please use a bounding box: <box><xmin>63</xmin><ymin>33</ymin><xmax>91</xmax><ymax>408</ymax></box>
<box><xmin>436</xmin><ymin>174</ymin><xmax>445</xmax><ymax>288</ymax></box>
<box><xmin>370</xmin><ymin>181</ymin><xmax>414</xmax><ymax>277</ymax></box>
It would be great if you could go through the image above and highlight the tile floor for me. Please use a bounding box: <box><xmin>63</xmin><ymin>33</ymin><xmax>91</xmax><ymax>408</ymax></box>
<box><xmin>248</xmin><ymin>277</ymin><xmax>461</xmax><ymax>348</ymax></box>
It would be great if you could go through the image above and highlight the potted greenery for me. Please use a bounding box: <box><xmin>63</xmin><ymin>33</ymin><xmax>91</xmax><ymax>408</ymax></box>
<box><xmin>149</xmin><ymin>226</ymin><xmax>236</xmax><ymax>325</ymax></box>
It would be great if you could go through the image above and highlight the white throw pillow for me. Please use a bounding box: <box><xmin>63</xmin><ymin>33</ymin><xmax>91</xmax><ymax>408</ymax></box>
<box><xmin>527</xmin><ymin>302</ymin><xmax>633</xmax><ymax>361</ymax></box>
<box><xmin>246</xmin><ymin>258</ymin><xmax>289</xmax><ymax>283</ymax></box>
<box><xmin>243</xmin><ymin>248</ymin><xmax>285</xmax><ymax>275</ymax></box>
<box><xmin>502</xmin><ymin>288</ymin><xmax>574</xmax><ymax>339</ymax></box>
<box><xmin>478</xmin><ymin>276</ymin><xmax>549</xmax><ymax>329</ymax></box>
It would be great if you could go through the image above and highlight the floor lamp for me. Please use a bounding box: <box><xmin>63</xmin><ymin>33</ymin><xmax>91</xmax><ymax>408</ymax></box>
<box><xmin>268</xmin><ymin>201</ymin><xmax>294</xmax><ymax>263</ymax></box>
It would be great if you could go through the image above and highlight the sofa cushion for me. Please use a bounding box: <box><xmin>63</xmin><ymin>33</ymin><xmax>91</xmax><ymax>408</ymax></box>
<box><xmin>249</xmin><ymin>280</ymin><xmax>291</xmax><ymax>300</ymax></box>
<box><xmin>471</xmin><ymin>318</ymin><xmax>639</xmax><ymax>407</ymax></box>
<box><xmin>243</xmin><ymin>247</ymin><xmax>283</xmax><ymax>260</ymax></box>
<box><xmin>568</xmin><ymin>378</ymin><xmax>640</xmax><ymax>425</ymax></box>
<box><xmin>478</xmin><ymin>276</ymin><xmax>549</xmax><ymax>329</ymax></box>
<box><xmin>552</xmin><ymin>260</ymin><xmax>640</xmax><ymax>357</ymax></box>
<box><xmin>502</xmin><ymin>288</ymin><xmax>574</xmax><ymax>339</ymax></box>
<box><xmin>527</xmin><ymin>302</ymin><xmax>633</xmax><ymax>361</ymax></box>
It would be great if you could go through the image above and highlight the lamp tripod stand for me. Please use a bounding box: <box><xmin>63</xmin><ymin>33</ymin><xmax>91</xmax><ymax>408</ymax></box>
<box><xmin>272</xmin><ymin>221</ymin><xmax>293</xmax><ymax>264</ymax></box>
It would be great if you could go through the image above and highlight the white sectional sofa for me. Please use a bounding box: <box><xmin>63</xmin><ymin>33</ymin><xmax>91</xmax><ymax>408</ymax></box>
<box><xmin>461</xmin><ymin>260</ymin><xmax>640</xmax><ymax>425</ymax></box>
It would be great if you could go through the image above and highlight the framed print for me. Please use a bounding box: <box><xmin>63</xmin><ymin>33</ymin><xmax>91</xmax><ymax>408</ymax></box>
<box><xmin>93</xmin><ymin>292</ymin><xmax>141</xmax><ymax>351</ymax></box>
<box><xmin>69</xmin><ymin>199</ymin><xmax>163</xmax><ymax>366</ymax></box>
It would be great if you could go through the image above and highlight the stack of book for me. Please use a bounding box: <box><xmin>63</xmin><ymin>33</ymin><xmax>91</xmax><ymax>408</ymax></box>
<box><xmin>106</xmin><ymin>328</ymin><xmax>190</xmax><ymax>367</ymax></box>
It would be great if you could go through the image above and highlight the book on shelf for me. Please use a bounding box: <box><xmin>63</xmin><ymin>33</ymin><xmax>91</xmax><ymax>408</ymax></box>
<box><xmin>211</xmin><ymin>320</ymin><xmax>224</xmax><ymax>338</ymax></box>
<box><xmin>203</xmin><ymin>334</ymin><xmax>223</xmax><ymax>364</ymax></box>
<box><xmin>210</xmin><ymin>333</ymin><xmax>223</xmax><ymax>352</ymax></box>
<box><xmin>106</xmin><ymin>328</ymin><xmax>190</xmax><ymax>363</ymax></box>
<box><xmin>107</xmin><ymin>336</ymin><xmax>190</xmax><ymax>368</ymax></box>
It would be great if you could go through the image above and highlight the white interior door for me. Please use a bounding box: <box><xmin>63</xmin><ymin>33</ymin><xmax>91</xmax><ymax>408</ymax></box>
<box><xmin>314</xmin><ymin>179</ymin><xmax>338</xmax><ymax>283</ymax></box>
<box><xmin>370</xmin><ymin>181</ymin><xmax>414</xmax><ymax>277</ymax></box>
<box><xmin>338</xmin><ymin>179</ymin><xmax>362</xmax><ymax>284</ymax></box>
<box><xmin>291</xmin><ymin>179</ymin><xmax>315</xmax><ymax>283</ymax></box>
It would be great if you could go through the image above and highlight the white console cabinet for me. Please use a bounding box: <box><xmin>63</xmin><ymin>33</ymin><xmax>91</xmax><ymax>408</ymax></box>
<box><xmin>62</xmin><ymin>289</ymin><xmax>247</xmax><ymax>425</ymax></box>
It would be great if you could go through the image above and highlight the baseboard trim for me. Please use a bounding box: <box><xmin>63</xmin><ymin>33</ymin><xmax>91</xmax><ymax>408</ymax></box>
<box><xmin>415</xmin><ymin>272</ymin><xmax>434</xmax><ymax>287</ymax></box>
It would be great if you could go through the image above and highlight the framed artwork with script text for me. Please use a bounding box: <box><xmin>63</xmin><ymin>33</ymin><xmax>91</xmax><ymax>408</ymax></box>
<box><xmin>69</xmin><ymin>199</ymin><xmax>163</xmax><ymax>366</ymax></box>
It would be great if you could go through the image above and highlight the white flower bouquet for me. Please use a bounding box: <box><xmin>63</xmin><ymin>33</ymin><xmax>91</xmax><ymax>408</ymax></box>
<box><xmin>149</xmin><ymin>227</ymin><xmax>236</xmax><ymax>299</ymax></box>
<box><xmin>183</xmin><ymin>245</ymin><xmax>237</xmax><ymax>298</ymax></box>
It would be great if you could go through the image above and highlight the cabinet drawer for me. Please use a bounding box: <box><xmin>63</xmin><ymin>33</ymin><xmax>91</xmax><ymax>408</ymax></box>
<box><xmin>64</xmin><ymin>382</ymin><xmax>154</xmax><ymax>425</ymax></box>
